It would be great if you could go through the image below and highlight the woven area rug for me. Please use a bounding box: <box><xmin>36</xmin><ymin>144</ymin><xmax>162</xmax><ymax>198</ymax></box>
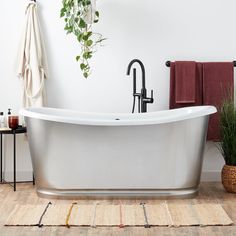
<box><xmin>5</xmin><ymin>202</ymin><xmax>233</xmax><ymax>228</ymax></box>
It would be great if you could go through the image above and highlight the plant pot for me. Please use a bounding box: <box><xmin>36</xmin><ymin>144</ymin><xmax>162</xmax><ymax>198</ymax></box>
<box><xmin>221</xmin><ymin>164</ymin><xmax>236</xmax><ymax>193</ymax></box>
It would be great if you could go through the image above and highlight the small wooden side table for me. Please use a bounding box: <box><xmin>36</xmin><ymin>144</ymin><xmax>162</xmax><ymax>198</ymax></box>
<box><xmin>0</xmin><ymin>126</ymin><xmax>34</xmax><ymax>191</ymax></box>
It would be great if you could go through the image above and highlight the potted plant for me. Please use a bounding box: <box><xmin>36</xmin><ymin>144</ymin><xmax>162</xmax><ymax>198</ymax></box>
<box><xmin>60</xmin><ymin>0</ymin><xmax>105</xmax><ymax>78</ymax></box>
<box><xmin>219</xmin><ymin>99</ymin><xmax>236</xmax><ymax>193</ymax></box>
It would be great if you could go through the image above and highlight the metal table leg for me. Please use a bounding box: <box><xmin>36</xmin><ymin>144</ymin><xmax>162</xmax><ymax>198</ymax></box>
<box><xmin>33</xmin><ymin>173</ymin><xmax>35</xmax><ymax>185</ymax></box>
<box><xmin>13</xmin><ymin>132</ymin><xmax>16</xmax><ymax>191</ymax></box>
<box><xmin>1</xmin><ymin>133</ymin><xmax>2</xmax><ymax>182</ymax></box>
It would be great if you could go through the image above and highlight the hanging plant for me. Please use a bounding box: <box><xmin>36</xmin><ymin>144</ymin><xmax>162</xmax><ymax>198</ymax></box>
<box><xmin>60</xmin><ymin>0</ymin><xmax>105</xmax><ymax>78</ymax></box>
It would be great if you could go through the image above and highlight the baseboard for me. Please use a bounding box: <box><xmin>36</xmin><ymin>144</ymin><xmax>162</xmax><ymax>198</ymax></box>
<box><xmin>201</xmin><ymin>171</ymin><xmax>221</xmax><ymax>182</ymax></box>
<box><xmin>2</xmin><ymin>171</ymin><xmax>33</xmax><ymax>182</ymax></box>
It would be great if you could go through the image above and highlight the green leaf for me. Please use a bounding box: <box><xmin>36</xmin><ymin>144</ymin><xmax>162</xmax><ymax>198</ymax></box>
<box><xmin>93</xmin><ymin>19</ymin><xmax>99</xmax><ymax>23</ymax></box>
<box><xmin>80</xmin><ymin>63</ymin><xmax>86</xmax><ymax>70</ymax></box>
<box><xmin>95</xmin><ymin>11</ymin><xmax>99</xmax><ymax>17</ymax></box>
<box><xmin>83</xmin><ymin>72</ymin><xmax>88</xmax><ymax>78</ymax></box>
<box><xmin>82</xmin><ymin>35</ymin><xmax>88</xmax><ymax>41</ymax></box>
<box><xmin>64</xmin><ymin>25</ymin><xmax>73</xmax><ymax>34</ymax></box>
<box><xmin>77</xmin><ymin>33</ymin><xmax>84</xmax><ymax>42</ymax></box>
<box><xmin>83</xmin><ymin>51</ymin><xmax>92</xmax><ymax>59</ymax></box>
<box><xmin>82</xmin><ymin>32</ymin><xmax>92</xmax><ymax>41</ymax></box>
<box><xmin>77</xmin><ymin>34</ymin><xmax>83</xmax><ymax>42</ymax></box>
<box><xmin>87</xmin><ymin>31</ymin><xmax>92</xmax><ymax>38</ymax></box>
<box><xmin>60</xmin><ymin>7</ymin><xmax>66</xmax><ymax>16</ymax></box>
<box><xmin>66</xmin><ymin>26</ymin><xmax>73</xmax><ymax>34</ymax></box>
<box><xmin>86</xmin><ymin>39</ymin><xmax>93</xmax><ymax>47</ymax></box>
<box><xmin>79</xmin><ymin>19</ymin><xmax>86</xmax><ymax>28</ymax></box>
<box><xmin>76</xmin><ymin>55</ymin><xmax>80</xmax><ymax>61</ymax></box>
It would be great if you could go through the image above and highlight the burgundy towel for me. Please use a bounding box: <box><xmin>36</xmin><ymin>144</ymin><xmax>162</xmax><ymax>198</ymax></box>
<box><xmin>175</xmin><ymin>61</ymin><xmax>196</xmax><ymax>103</ymax></box>
<box><xmin>203</xmin><ymin>62</ymin><xmax>234</xmax><ymax>141</ymax></box>
<box><xmin>170</xmin><ymin>62</ymin><xmax>203</xmax><ymax>109</ymax></box>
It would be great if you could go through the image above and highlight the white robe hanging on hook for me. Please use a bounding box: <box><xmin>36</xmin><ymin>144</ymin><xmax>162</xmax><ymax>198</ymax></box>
<box><xmin>16</xmin><ymin>0</ymin><xmax>48</xmax><ymax>108</ymax></box>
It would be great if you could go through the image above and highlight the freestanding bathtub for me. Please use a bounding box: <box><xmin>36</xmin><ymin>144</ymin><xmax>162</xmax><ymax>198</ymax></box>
<box><xmin>20</xmin><ymin>106</ymin><xmax>216</xmax><ymax>198</ymax></box>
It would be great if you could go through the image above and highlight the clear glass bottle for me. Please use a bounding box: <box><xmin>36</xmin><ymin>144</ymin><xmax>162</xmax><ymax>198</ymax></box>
<box><xmin>0</xmin><ymin>112</ymin><xmax>5</xmax><ymax>128</ymax></box>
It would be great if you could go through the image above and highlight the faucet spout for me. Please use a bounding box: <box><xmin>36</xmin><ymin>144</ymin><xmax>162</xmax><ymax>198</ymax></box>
<box><xmin>126</xmin><ymin>59</ymin><xmax>146</xmax><ymax>89</ymax></box>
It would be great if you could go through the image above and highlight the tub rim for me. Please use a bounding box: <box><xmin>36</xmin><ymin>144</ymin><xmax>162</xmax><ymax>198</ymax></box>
<box><xmin>20</xmin><ymin>106</ymin><xmax>217</xmax><ymax>126</ymax></box>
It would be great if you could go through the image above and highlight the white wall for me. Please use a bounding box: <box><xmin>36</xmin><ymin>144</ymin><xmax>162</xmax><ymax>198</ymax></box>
<box><xmin>1</xmin><ymin>0</ymin><xmax>235</xmax><ymax>181</ymax></box>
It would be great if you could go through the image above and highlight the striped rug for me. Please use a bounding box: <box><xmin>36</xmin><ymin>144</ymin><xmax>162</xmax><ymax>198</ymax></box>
<box><xmin>5</xmin><ymin>202</ymin><xmax>233</xmax><ymax>228</ymax></box>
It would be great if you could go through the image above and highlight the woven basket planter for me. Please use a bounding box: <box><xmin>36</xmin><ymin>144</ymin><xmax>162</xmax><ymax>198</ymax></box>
<box><xmin>221</xmin><ymin>165</ymin><xmax>236</xmax><ymax>193</ymax></box>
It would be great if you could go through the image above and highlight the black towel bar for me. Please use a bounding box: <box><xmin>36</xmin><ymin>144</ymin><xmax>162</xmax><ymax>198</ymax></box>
<box><xmin>165</xmin><ymin>61</ymin><xmax>236</xmax><ymax>67</ymax></box>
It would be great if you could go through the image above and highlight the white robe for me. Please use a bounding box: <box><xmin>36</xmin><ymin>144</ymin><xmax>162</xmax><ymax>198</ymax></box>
<box><xmin>17</xmin><ymin>2</ymin><xmax>48</xmax><ymax>108</ymax></box>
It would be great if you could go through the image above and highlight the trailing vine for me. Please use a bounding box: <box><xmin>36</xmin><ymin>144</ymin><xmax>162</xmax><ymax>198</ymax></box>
<box><xmin>60</xmin><ymin>0</ymin><xmax>105</xmax><ymax>78</ymax></box>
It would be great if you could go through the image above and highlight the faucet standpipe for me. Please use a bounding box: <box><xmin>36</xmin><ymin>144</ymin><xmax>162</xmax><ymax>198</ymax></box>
<box><xmin>127</xmin><ymin>59</ymin><xmax>154</xmax><ymax>113</ymax></box>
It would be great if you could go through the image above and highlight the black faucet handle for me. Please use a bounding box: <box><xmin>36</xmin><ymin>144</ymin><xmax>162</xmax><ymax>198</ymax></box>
<box><xmin>150</xmin><ymin>90</ymin><xmax>154</xmax><ymax>103</ymax></box>
<box><xmin>143</xmin><ymin>90</ymin><xmax>154</xmax><ymax>103</ymax></box>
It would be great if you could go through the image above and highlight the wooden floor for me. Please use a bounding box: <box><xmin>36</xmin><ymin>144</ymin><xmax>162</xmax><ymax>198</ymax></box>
<box><xmin>0</xmin><ymin>182</ymin><xmax>235</xmax><ymax>236</ymax></box>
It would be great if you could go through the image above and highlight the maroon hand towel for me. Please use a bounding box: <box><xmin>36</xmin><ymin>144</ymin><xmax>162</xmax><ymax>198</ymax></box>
<box><xmin>175</xmin><ymin>61</ymin><xmax>196</xmax><ymax>103</ymax></box>
<box><xmin>170</xmin><ymin>62</ymin><xmax>203</xmax><ymax>109</ymax></box>
<box><xmin>203</xmin><ymin>62</ymin><xmax>234</xmax><ymax>141</ymax></box>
